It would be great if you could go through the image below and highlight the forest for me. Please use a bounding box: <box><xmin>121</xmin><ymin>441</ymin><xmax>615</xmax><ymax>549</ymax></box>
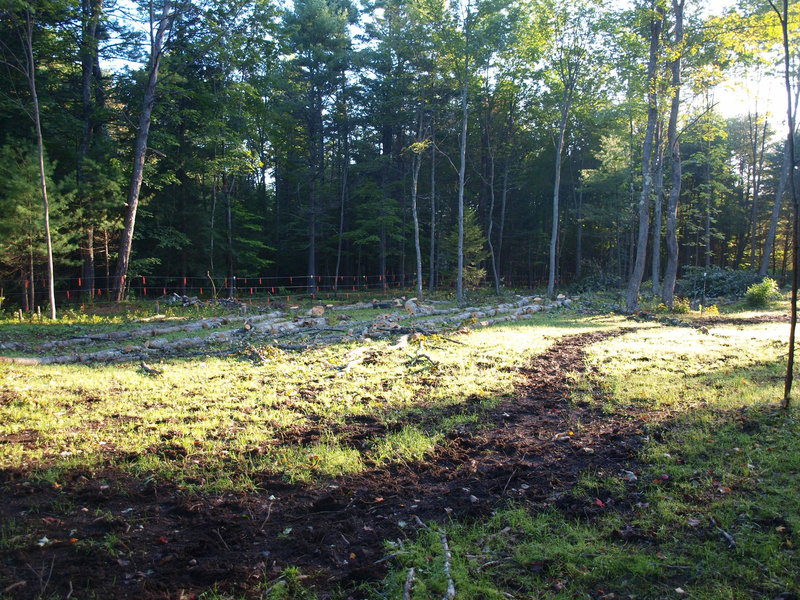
<box><xmin>0</xmin><ymin>0</ymin><xmax>798</xmax><ymax>315</ymax></box>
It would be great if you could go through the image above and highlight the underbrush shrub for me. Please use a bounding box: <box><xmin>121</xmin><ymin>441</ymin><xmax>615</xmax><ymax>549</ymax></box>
<box><xmin>677</xmin><ymin>266</ymin><xmax>761</xmax><ymax>299</ymax></box>
<box><xmin>745</xmin><ymin>277</ymin><xmax>783</xmax><ymax>308</ymax></box>
<box><xmin>672</xmin><ymin>297</ymin><xmax>691</xmax><ymax>313</ymax></box>
<box><xmin>569</xmin><ymin>262</ymin><xmax>622</xmax><ymax>294</ymax></box>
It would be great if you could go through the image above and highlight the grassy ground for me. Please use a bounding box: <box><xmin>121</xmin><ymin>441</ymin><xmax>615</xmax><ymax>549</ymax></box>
<box><xmin>378</xmin><ymin>317</ymin><xmax>799</xmax><ymax>600</ymax></box>
<box><xmin>1</xmin><ymin>297</ymin><xmax>798</xmax><ymax>599</ymax></box>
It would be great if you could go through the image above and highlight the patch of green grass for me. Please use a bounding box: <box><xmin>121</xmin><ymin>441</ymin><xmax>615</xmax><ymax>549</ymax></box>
<box><xmin>369</xmin><ymin>426</ymin><xmax>440</xmax><ymax>466</ymax></box>
<box><xmin>0</xmin><ymin>312</ymin><xmax>626</xmax><ymax>488</ymax></box>
<box><xmin>0</xmin><ymin>518</ymin><xmax>29</xmax><ymax>551</ymax></box>
<box><xmin>379</xmin><ymin>320</ymin><xmax>799</xmax><ymax>600</ymax></box>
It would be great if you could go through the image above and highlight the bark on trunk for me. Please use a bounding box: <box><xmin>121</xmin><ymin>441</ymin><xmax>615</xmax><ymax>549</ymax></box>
<box><xmin>456</xmin><ymin>6</ymin><xmax>470</xmax><ymax>303</ymax></box>
<box><xmin>225</xmin><ymin>176</ymin><xmax>234</xmax><ymax>298</ymax></box>
<box><xmin>760</xmin><ymin>88</ymin><xmax>798</xmax><ymax>277</ymax></box>
<box><xmin>78</xmin><ymin>0</ymin><xmax>101</xmax><ymax>300</ymax></box>
<box><xmin>652</xmin><ymin>121</ymin><xmax>664</xmax><ymax>296</ymax></box>
<box><xmin>749</xmin><ymin>113</ymin><xmax>768</xmax><ymax>269</ymax></box>
<box><xmin>411</xmin><ymin>109</ymin><xmax>424</xmax><ymax>300</ymax></box>
<box><xmin>487</xmin><ymin>146</ymin><xmax>500</xmax><ymax>293</ymax></box>
<box><xmin>772</xmin><ymin>0</ymin><xmax>799</xmax><ymax>407</ymax></box>
<box><xmin>22</xmin><ymin>9</ymin><xmax>57</xmax><ymax>319</ymax></box>
<box><xmin>548</xmin><ymin>95</ymin><xmax>571</xmax><ymax>297</ymax></box>
<box><xmin>113</xmin><ymin>0</ymin><xmax>173</xmax><ymax>301</ymax></box>
<box><xmin>626</xmin><ymin>5</ymin><xmax>663</xmax><ymax>313</ymax></box>
<box><xmin>429</xmin><ymin>129</ymin><xmax>436</xmax><ymax>294</ymax></box>
<box><xmin>661</xmin><ymin>0</ymin><xmax>684</xmax><ymax>308</ymax></box>
<box><xmin>498</xmin><ymin>158</ymin><xmax>509</xmax><ymax>282</ymax></box>
<box><xmin>334</xmin><ymin>91</ymin><xmax>349</xmax><ymax>295</ymax></box>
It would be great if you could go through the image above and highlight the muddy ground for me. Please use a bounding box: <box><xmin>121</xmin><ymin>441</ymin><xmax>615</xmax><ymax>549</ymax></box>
<box><xmin>0</xmin><ymin>329</ymin><xmax>652</xmax><ymax>599</ymax></box>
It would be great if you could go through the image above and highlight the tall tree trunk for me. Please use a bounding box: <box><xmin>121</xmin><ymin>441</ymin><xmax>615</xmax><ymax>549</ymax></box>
<box><xmin>626</xmin><ymin>5</ymin><xmax>663</xmax><ymax>313</ymax></box>
<box><xmin>225</xmin><ymin>176</ymin><xmax>235</xmax><ymax>298</ymax></box>
<box><xmin>456</xmin><ymin>4</ymin><xmax>471</xmax><ymax>303</ymax></box>
<box><xmin>411</xmin><ymin>109</ymin><xmax>424</xmax><ymax>300</ymax></box>
<box><xmin>498</xmin><ymin>157</ymin><xmax>509</xmax><ymax>282</ymax></box>
<box><xmin>576</xmin><ymin>185</ymin><xmax>583</xmax><ymax>280</ymax></box>
<box><xmin>429</xmin><ymin>129</ymin><xmax>437</xmax><ymax>294</ymax></box>
<box><xmin>487</xmin><ymin>146</ymin><xmax>500</xmax><ymax>293</ymax></box>
<box><xmin>761</xmin><ymin>136</ymin><xmax>793</xmax><ymax>277</ymax></box>
<box><xmin>28</xmin><ymin>249</ymin><xmax>34</xmax><ymax>312</ymax></box>
<box><xmin>113</xmin><ymin>0</ymin><xmax>173</xmax><ymax>301</ymax></box>
<box><xmin>307</xmin><ymin>93</ymin><xmax>323</xmax><ymax>296</ymax></box>
<box><xmin>78</xmin><ymin>0</ymin><xmax>101</xmax><ymax>300</ymax></box>
<box><xmin>548</xmin><ymin>85</ymin><xmax>574</xmax><ymax>297</ymax></box>
<box><xmin>749</xmin><ymin>112</ymin><xmax>768</xmax><ymax>268</ymax></box>
<box><xmin>782</xmin><ymin>216</ymin><xmax>791</xmax><ymax>284</ymax></box>
<box><xmin>334</xmin><ymin>133</ymin><xmax>349</xmax><ymax>295</ymax></box>
<box><xmin>770</xmin><ymin>0</ymin><xmax>799</xmax><ymax>408</ymax></box>
<box><xmin>704</xmin><ymin>112</ymin><xmax>713</xmax><ymax>270</ymax></box>
<box><xmin>661</xmin><ymin>0</ymin><xmax>684</xmax><ymax>307</ymax></box>
<box><xmin>308</xmin><ymin>178</ymin><xmax>317</xmax><ymax>295</ymax></box>
<box><xmin>652</xmin><ymin>120</ymin><xmax>664</xmax><ymax>295</ymax></box>
<box><xmin>210</xmin><ymin>176</ymin><xmax>217</xmax><ymax>279</ymax></box>
<box><xmin>21</xmin><ymin>9</ymin><xmax>57</xmax><ymax>319</ymax></box>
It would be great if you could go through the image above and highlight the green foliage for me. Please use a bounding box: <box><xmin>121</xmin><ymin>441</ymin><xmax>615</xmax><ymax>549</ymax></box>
<box><xmin>745</xmin><ymin>277</ymin><xmax>782</xmax><ymax>308</ymax></box>
<box><xmin>678</xmin><ymin>266</ymin><xmax>762</xmax><ymax>299</ymax></box>
<box><xmin>672</xmin><ymin>296</ymin><xmax>691</xmax><ymax>313</ymax></box>
<box><xmin>0</xmin><ymin>144</ymin><xmax>78</xmax><ymax>279</ymax></box>
<box><xmin>569</xmin><ymin>261</ymin><xmax>623</xmax><ymax>293</ymax></box>
<box><xmin>443</xmin><ymin>208</ymin><xmax>488</xmax><ymax>288</ymax></box>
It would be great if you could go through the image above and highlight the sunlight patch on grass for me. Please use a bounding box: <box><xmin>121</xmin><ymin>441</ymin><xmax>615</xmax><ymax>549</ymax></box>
<box><xmin>369</xmin><ymin>426</ymin><xmax>440</xmax><ymax>466</ymax></box>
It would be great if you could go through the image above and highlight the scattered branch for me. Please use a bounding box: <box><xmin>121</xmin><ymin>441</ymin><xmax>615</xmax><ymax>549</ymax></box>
<box><xmin>709</xmin><ymin>516</ymin><xmax>736</xmax><ymax>548</ymax></box>
<box><xmin>403</xmin><ymin>567</ymin><xmax>415</xmax><ymax>600</ymax></box>
<box><xmin>140</xmin><ymin>360</ymin><xmax>163</xmax><ymax>375</ymax></box>
<box><xmin>440</xmin><ymin>531</ymin><xmax>456</xmax><ymax>600</ymax></box>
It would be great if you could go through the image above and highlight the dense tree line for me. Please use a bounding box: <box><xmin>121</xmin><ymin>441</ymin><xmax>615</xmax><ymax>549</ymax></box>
<box><xmin>0</xmin><ymin>0</ymin><xmax>797</xmax><ymax>314</ymax></box>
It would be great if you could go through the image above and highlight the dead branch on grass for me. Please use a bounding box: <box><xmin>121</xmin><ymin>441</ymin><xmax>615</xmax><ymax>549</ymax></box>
<box><xmin>140</xmin><ymin>361</ymin><xmax>163</xmax><ymax>375</ymax></box>
<box><xmin>403</xmin><ymin>567</ymin><xmax>415</xmax><ymax>600</ymax></box>
<box><xmin>440</xmin><ymin>531</ymin><xmax>456</xmax><ymax>600</ymax></box>
<box><xmin>710</xmin><ymin>516</ymin><xmax>736</xmax><ymax>548</ymax></box>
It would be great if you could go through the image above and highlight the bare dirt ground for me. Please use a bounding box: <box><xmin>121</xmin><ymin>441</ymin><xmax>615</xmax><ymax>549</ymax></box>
<box><xmin>0</xmin><ymin>329</ymin><xmax>652</xmax><ymax>600</ymax></box>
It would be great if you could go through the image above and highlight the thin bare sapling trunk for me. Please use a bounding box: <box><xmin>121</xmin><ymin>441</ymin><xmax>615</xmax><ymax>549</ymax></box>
<box><xmin>456</xmin><ymin>3</ymin><xmax>471</xmax><ymax>303</ymax></box>
<box><xmin>767</xmin><ymin>0</ymin><xmax>798</xmax><ymax>408</ymax></box>
<box><xmin>410</xmin><ymin>108</ymin><xmax>426</xmax><ymax>300</ymax></box>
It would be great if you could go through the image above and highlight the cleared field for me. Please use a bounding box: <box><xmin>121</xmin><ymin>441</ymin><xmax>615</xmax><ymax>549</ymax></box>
<box><xmin>0</xmin><ymin>298</ymin><xmax>797</xmax><ymax>600</ymax></box>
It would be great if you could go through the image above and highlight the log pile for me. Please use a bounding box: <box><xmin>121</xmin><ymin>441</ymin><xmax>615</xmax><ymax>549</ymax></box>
<box><xmin>0</xmin><ymin>295</ymin><xmax>582</xmax><ymax>366</ymax></box>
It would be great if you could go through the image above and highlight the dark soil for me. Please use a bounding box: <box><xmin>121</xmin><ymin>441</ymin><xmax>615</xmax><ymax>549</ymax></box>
<box><xmin>692</xmin><ymin>313</ymin><xmax>790</xmax><ymax>327</ymax></box>
<box><xmin>0</xmin><ymin>329</ymin><xmax>651</xmax><ymax>600</ymax></box>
